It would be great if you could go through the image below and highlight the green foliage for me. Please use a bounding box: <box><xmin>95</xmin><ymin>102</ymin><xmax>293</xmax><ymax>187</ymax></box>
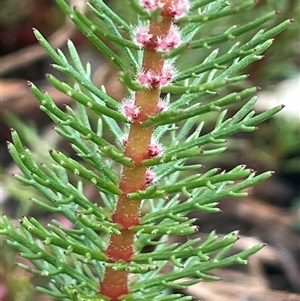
<box><xmin>0</xmin><ymin>0</ymin><xmax>291</xmax><ymax>300</ymax></box>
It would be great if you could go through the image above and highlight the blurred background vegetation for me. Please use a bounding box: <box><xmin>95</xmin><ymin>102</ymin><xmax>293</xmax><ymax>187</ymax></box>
<box><xmin>0</xmin><ymin>0</ymin><xmax>299</xmax><ymax>300</ymax></box>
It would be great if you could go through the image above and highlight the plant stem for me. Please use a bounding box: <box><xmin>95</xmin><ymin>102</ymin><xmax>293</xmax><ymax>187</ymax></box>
<box><xmin>99</xmin><ymin>13</ymin><xmax>173</xmax><ymax>301</ymax></box>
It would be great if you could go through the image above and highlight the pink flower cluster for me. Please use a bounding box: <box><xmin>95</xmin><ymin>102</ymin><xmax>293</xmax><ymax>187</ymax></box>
<box><xmin>156</xmin><ymin>24</ymin><xmax>181</xmax><ymax>52</ymax></box>
<box><xmin>145</xmin><ymin>168</ymin><xmax>156</xmax><ymax>185</ymax></box>
<box><xmin>139</xmin><ymin>0</ymin><xmax>190</xmax><ymax>18</ymax></box>
<box><xmin>133</xmin><ymin>23</ymin><xmax>182</xmax><ymax>52</ymax></box>
<box><xmin>120</xmin><ymin>97</ymin><xmax>140</xmax><ymax>121</ymax></box>
<box><xmin>149</xmin><ymin>139</ymin><xmax>163</xmax><ymax>157</ymax></box>
<box><xmin>132</xmin><ymin>25</ymin><xmax>153</xmax><ymax>47</ymax></box>
<box><xmin>157</xmin><ymin>98</ymin><xmax>168</xmax><ymax>112</ymax></box>
<box><xmin>169</xmin><ymin>0</ymin><xmax>190</xmax><ymax>18</ymax></box>
<box><xmin>139</xmin><ymin>0</ymin><xmax>164</xmax><ymax>13</ymax></box>
<box><xmin>136</xmin><ymin>62</ymin><xmax>177</xmax><ymax>88</ymax></box>
<box><xmin>120</xmin><ymin>97</ymin><xmax>167</xmax><ymax>123</ymax></box>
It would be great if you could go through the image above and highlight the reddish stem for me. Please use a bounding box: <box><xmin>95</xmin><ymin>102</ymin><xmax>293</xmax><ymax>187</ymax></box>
<box><xmin>99</xmin><ymin>11</ymin><xmax>173</xmax><ymax>301</ymax></box>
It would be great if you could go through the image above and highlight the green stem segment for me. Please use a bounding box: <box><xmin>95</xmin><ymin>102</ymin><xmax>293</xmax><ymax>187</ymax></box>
<box><xmin>99</xmin><ymin>6</ymin><xmax>174</xmax><ymax>300</ymax></box>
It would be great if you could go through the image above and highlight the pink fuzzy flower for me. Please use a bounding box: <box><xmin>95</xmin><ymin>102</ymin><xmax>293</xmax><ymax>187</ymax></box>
<box><xmin>136</xmin><ymin>62</ymin><xmax>176</xmax><ymax>89</ymax></box>
<box><xmin>140</xmin><ymin>0</ymin><xmax>164</xmax><ymax>13</ymax></box>
<box><xmin>121</xmin><ymin>134</ymin><xmax>128</xmax><ymax>146</ymax></box>
<box><xmin>136</xmin><ymin>69</ymin><xmax>154</xmax><ymax>89</ymax></box>
<box><xmin>157</xmin><ymin>98</ymin><xmax>168</xmax><ymax>112</ymax></box>
<box><xmin>155</xmin><ymin>24</ymin><xmax>182</xmax><ymax>52</ymax></box>
<box><xmin>156</xmin><ymin>62</ymin><xmax>177</xmax><ymax>87</ymax></box>
<box><xmin>132</xmin><ymin>25</ymin><xmax>153</xmax><ymax>47</ymax></box>
<box><xmin>145</xmin><ymin>168</ymin><xmax>156</xmax><ymax>185</ymax></box>
<box><xmin>120</xmin><ymin>97</ymin><xmax>140</xmax><ymax>121</ymax></box>
<box><xmin>170</xmin><ymin>0</ymin><xmax>190</xmax><ymax>18</ymax></box>
<box><xmin>149</xmin><ymin>139</ymin><xmax>163</xmax><ymax>157</ymax></box>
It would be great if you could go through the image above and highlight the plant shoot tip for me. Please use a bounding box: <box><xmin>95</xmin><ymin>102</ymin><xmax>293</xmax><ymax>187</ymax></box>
<box><xmin>3</xmin><ymin>1</ymin><xmax>288</xmax><ymax>297</ymax></box>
